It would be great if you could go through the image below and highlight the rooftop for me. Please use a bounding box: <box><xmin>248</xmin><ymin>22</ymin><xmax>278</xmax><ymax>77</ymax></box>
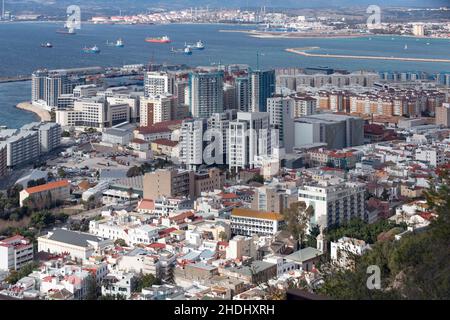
<box><xmin>24</xmin><ymin>180</ymin><xmax>69</xmax><ymax>194</ymax></box>
<box><xmin>43</xmin><ymin>228</ymin><xmax>110</xmax><ymax>248</ymax></box>
<box><xmin>231</xmin><ymin>208</ymin><xmax>284</xmax><ymax>221</ymax></box>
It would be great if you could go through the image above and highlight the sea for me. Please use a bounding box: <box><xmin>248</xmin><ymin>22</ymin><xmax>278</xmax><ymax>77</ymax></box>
<box><xmin>0</xmin><ymin>22</ymin><xmax>450</xmax><ymax>128</ymax></box>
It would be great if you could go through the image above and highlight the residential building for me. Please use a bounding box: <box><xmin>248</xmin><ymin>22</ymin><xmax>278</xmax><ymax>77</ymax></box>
<box><xmin>179</xmin><ymin>118</ymin><xmax>206</xmax><ymax>170</ymax></box>
<box><xmin>291</xmin><ymin>94</ymin><xmax>317</xmax><ymax>117</ymax></box>
<box><xmin>101</xmin><ymin>272</ymin><xmax>137</xmax><ymax>299</ymax></box>
<box><xmin>5</xmin><ymin>130</ymin><xmax>40</xmax><ymax>167</ymax></box>
<box><xmin>436</xmin><ymin>103</ymin><xmax>450</xmax><ymax>127</ymax></box>
<box><xmin>140</xmin><ymin>95</ymin><xmax>174</xmax><ymax>127</ymax></box>
<box><xmin>189</xmin><ymin>71</ymin><xmax>224</xmax><ymax>118</ymax></box>
<box><xmin>267</xmin><ymin>96</ymin><xmax>295</xmax><ymax>152</ymax></box>
<box><xmin>144</xmin><ymin>71</ymin><xmax>176</xmax><ymax>97</ymax></box>
<box><xmin>298</xmin><ymin>179</ymin><xmax>366</xmax><ymax>229</ymax></box>
<box><xmin>228</xmin><ymin>112</ymin><xmax>272</xmax><ymax>171</ymax></box>
<box><xmin>143</xmin><ymin>169</ymin><xmax>195</xmax><ymax>200</ymax></box>
<box><xmin>230</xmin><ymin>208</ymin><xmax>284</xmax><ymax>236</ymax></box>
<box><xmin>250</xmin><ymin>69</ymin><xmax>275</xmax><ymax>112</ymax></box>
<box><xmin>0</xmin><ymin>235</ymin><xmax>34</xmax><ymax>271</ymax></box>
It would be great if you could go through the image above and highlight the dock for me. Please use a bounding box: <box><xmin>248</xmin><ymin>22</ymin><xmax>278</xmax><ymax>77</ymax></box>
<box><xmin>286</xmin><ymin>48</ymin><xmax>450</xmax><ymax>63</ymax></box>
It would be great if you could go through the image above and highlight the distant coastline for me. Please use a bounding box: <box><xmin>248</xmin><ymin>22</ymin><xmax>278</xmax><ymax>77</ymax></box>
<box><xmin>219</xmin><ymin>29</ymin><xmax>366</xmax><ymax>39</ymax></box>
<box><xmin>16</xmin><ymin>102</ymin><xmax>51</xmax><ymax>122</ymax></box>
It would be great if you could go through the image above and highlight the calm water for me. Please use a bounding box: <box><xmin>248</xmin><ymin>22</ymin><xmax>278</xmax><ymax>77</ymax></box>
<box><xmin>1</xmin><ymin>22</ymin><xmax>450</xmax><ymax>128</ymax></box>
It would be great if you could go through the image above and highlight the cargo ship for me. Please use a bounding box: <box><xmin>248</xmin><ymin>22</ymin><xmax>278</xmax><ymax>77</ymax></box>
<box><xmin>145</xmin><ymin>35</ymin><xmax>171</xmax><ymax>43</ymax></box>
<box><xmin>83</xmin><ymin>45</ymin><xmax>100</xmax><ymax>54</ymax></box>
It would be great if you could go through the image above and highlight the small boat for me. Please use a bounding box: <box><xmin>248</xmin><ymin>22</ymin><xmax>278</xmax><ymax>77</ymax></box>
<box><xmin>106</xmin><ymin>39</ymin><xmax>124</xmax><ymax>47</ymax></box>
<box><xmin>115</xmin><ymin>38</ymin><xmax>124</xmax><ymax>47</ymax></box>
<box><xmin>426</xmin><ymin>42</ymin><xmax>430</xmax><ymax>45</ymax></box>
<box><xmin>41</xmin><ymin>42</ymin><xmax>53</xmax><ymax>48</ymax></box>
<box><xmin>83</xmin><ymin>45</ymin><xmax>100</xmax><ymax>54</ymax></box>
<box><xmin>404</xmin><ymin>44</ymin><xmax>408</xmax><ymax>50</ymax></box>
<box><xmin>145</xmin><ymin>35</ymin><xmax>171</xmax><ymax>43</ymax></box>
<box><xmin>193</xmin><ymin>40</ymin><xmax>205</xmax><ymax>50</ymax></box>
<box><xmin>184</xmin><ymin>46</ymin><xmax>193</xmax><ymax>55</ymax></box>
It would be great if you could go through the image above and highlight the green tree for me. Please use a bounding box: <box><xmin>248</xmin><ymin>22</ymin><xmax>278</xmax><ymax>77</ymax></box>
<box><xmin>57</xmin><ymin>167</ymin><xmax>67</xmax><ymax>178</ymax></box>
<box><xmin>218</xmin><ymin>231</ymin><xmax>228</xmax><ymax>242</ymax></box>
<box><xmin>114</xmin><ymin>238</ymin><xmax>127</xmax><ymax>247</ymax></box>
<box><xmin>84</xmin><ymin>274</ymin><xmax>99</xmax><ymax>300</ymax></box>
<box><xmin>318</xmin><ymin>168</ymin><xmax>450</xmax><ymax>299</ymax></box>
<box><xmin>135</xmin><ymin>273</ymin><xmax>161</xmax><ymax>292</ymax></box>
<box><xmin>283</xmin><ymin>201</ymin><xmax>314</xmax><ymax>249</ymax></box>
<box><xmin>126</xmin><ymin>166</ymin><xmax>143</xmax><ymax>178</ymax></box>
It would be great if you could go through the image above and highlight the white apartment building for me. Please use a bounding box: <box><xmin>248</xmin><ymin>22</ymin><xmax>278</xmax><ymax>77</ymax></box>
<box><xmin>56</xmin><ymin>97</ymin><xmax>131</xmax><ymax>129</ymax></box>
<box><xmin>73</xmin><ymin>84</ymin><xmax>100</xmax><ymax>98</ymax></box>
<box><xmin>415</xmin><ymin>147</ymin><xmax>445</xmax><ymax>167</ymax></box>
<box><xmin>228</xmin><ymin>112</ymin><xmax>272</xmax><ymax>171</ymax></box>
<box><xmin>140</xmin><ymin>95</ymin><xmax>173</xmax><ymax>127</ymax></box>
<box><xmin>89</xmin><ymin>219</ymin><xmax>159</xmax><ymax>246</ymax></box>
<box><xmin>0</xmin><ymin>235</ymin><xmax>34</xmax><ymax>271</ymax></box>
<box><xmin>206</xmin><ymin>111</ymin><xmax>236</xmax><ymax>165</ymax></box>
<box><xmin>5</xmin><ymin>130</ymin><xmax>40</xmax><ymax>167</ymax></box>
<box><xmin>107</xmin><ymin>94</ymin><xmax>141</xmax><ymax>123</ymax></box>
<box><xmin>230</xmin><ymin>208</ymin><xmax>285</xmax><ymax>237</ymax></box>
<box><xmin>298</xmin><ymin>179</ymin><xmax>366</xmax><ymax>229</ymax></box>
<box><xmin>101</xmin><ymin>272</ymin><xmax>137</xmax><ymax>299</ymax></box>
<box><xmin>56</xmin><ymin>99</ymin><xmax>108</xmax><ymax>129</ymax></box>
<box><xmin>179</xmin><ymin>118</ymin><xmax>205</xmax><ymax>170</ymax></box>
<box><xmin>267</xmin><ymin>96</ymin><xmax>295</xmax><ymax>152</ymax></box>
<box><xmin>153</xmin><ymin>197</ymin><xmax>193</xmax><ymax>216</ymax></box>
<box><xmin>292</xmin><ymin>94</ymin><xmax>317</xmax><ymax>117</ymax></box>
<box><xmin>144</xmin><ymin>71</ymin><xmax>175</xmax><ymax>97</ymax></box>
<box><xmin>37</xmin><ymin>122</ymin><xmax>62</xmax><ymax>153</ymax></box>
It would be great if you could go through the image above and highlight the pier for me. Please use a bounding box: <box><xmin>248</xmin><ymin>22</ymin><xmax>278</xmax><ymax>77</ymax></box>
<box><xmin>286</xmin><ymin>48</ymin><xmax>450</xmax><ymax>63</ymax></box>
<box><xmin>0</xmin><ymin>75</ymin><xmax>32</xmax><ymax>83</ymax></box>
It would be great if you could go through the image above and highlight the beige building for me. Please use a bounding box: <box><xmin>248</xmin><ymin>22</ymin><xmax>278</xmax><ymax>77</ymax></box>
<box><xmin>194</xmin><ymin>168</ymin><xmax>224</xmax><ymax>197</ymax></box>
<box><xmin>140</xmin><ymin>95</ymin><xmax>174</xmax><ymax>127</ymax></box>
<box><xmin>143</xmin><ymin>169</ymin><xmax>195</xmax><ymax>200</ymax></box>
<box><xmin>150</xmin><ymin>138</ymin><xmax>178</xmax><ymax>156</ymax></box>
<box><xmin>436</xmin><ymin>104</ymin><xmax>450</xmax><ymax>127</ymax></box>
<box><xmin>19</xmin><ymin>179</ymin><xmax>71</xmax><ymax>208</ymax></box>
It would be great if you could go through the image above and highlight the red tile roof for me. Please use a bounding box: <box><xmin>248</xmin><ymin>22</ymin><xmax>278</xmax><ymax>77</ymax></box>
<box><xmin>152</xmin><ymin>139</ymin><xmax>178</xmax><ymax>147</ymax></box>
<box><xmin>24</xmin><ymin>180</ymin><xmax>69</xmax><ymax>194</ymax></box>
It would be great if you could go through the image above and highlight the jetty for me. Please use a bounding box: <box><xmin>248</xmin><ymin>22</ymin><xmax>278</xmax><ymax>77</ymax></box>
<box><xmin>286</xmin><ymin>48</ymin><xmax>450</xmax><ymax>63</ymax></box>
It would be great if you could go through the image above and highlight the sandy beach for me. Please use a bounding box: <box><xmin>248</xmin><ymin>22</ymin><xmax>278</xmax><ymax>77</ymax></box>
<box><xmin>16</xmin><ymin>101</ymin><xmax>51</xmax><ymax>122</ymax></box>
